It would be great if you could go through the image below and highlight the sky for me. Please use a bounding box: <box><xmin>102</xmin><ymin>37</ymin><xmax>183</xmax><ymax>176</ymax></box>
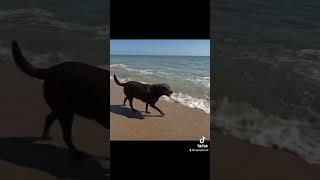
<box><xmin>111</xmin><ymin>40</ymin><xmax>210</xmax><ymax>56</ymax></box>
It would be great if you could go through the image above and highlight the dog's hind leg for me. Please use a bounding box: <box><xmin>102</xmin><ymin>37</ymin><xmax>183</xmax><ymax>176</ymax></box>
<box><xmin>58</xmin><ymin>113</ymin><xmax>89</xmax><ymax>158</ymax></box>
<box><xmin>41</xmin><ymin>112</ymin><xmax>58</xmax><ymax>140</ymax></box>
<box><xmin>145</xmin><ymin>103</ymin><xmax>150</xmax><ymax>114</ymax></box>
<box><xmin>129</xmin><ymin>97</ymin><xmax>138</xmax><ymax>113</ymax></box>
<box><xmin>150</xmin><ymin>103</ymin><xmax>165</xmax><ymax>116</ymax></box>
<box><xmin>123</xmin><ymin>97</ymin><xmax>128</xmax><ymax>106</ymax></box>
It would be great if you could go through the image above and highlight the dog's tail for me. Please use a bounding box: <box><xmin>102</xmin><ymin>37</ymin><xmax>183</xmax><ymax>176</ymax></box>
<box><xmin>12</xmin><ymin>40</ymin><xmax>50</xmax><ymax>79</ymax></box>
<box><xmin>114</xmin><ymin>74</ymin><xmax>125</xmax><ymax>86</ymax></box>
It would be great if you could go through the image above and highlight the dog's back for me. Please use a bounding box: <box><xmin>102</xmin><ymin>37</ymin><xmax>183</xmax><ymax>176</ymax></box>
<box><xmin>114</xmin><ymin>74</ymin><xmax>172</xmax><ymax>116</ymax></box>
<box><xmin>114</xmin><ymin>75</ymin><xmax>150</xmax><ymax>102</ymax></box>
<box><xmin>123</xmin><ymin>81</ymin><xmax>150</xmax><ymax>102</ymax></box>
<box><xmin>44</xmin><ymin>62</ymin><xmax>108</xmax><ymax>125</ymax></box>
<box><xmin>12</xmin><ymin>40</ymin><xmax>109</xmax><ymax>157</ymax></box>
<box><xmin>12</xmin><ymin>41</ymin><xmax>108</xmax><ymax>128</ymax></box>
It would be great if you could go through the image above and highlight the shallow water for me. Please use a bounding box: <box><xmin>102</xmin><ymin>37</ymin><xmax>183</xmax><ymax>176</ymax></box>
<box><xmin>110</xmin><ymin>55</ymin><xmax>210</xmax><ymax>114</ymax></box>
<box><xmin>0</xmin><ymin>0</ymin><xmax>108</xmax><ymax>66</ymax></box>
<box><xmin>213</xmin><ymin>0</ymin><xmax>320</xmax><ymax>164</ymax></box>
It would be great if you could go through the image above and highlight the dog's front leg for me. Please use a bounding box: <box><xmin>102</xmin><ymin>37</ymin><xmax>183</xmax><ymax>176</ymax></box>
<box><xmin>145</xmin><ymin>103</ymin><xmax>150</xmax><ymax>114</ymax></box>
<box><xmin>150</xmin><ymin>103</ymin><xmax>165</xmax><ymax>116</ymax></box>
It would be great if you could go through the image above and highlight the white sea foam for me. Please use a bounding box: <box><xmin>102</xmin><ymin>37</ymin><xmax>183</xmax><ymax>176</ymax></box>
<box><xmin>110</xmin><ymin>62</ymin><xmax>210</xmax><ymax>114</ymax></box>
<box><xmin>0</xmin><ymin>41</ymin><xmax>75</xmax><ymax>67</ymax></box>
<box><xmin>110</xmin><ymin>63</ymin><xmax>166</xmax><ymax>75</ymax></box>
<box><xmin>162</xmin><ymin>92</ymin><xmax>210</xmax><ymax>114</ymax></box>
<box><xmin>110</xmin><ymin>76</ymin><xmax>210</xmax><ymax>114</ymax></box>
<box><xmin>0</xmin><ymin>8</ymin><xmax>103</xmax><ymax>33</ymax></box>
<box><xmin>298</xmin><ymin>49</ymin><xmax>320</xmax><ymax>58</ymax></box>
<box><xmin>110</xmin><ymin>64</ymin><xmax>128</xmax><ymax>69</ymax></box>
<box><xmin>185</xmin><ymin>76</ymin><xmax>210</xmax><ymax>88</ymax></box>
<box><xmin>214</xmin><ymin>97</ymin><xmax>320</xmax><ymax>164</ymax></box>
<box><xmin>0</xmin><ymin>8</ymin><xmax>55</xmax><ymax>19</ymax></box>
<box><xmin>0</xmin><ymin>8</ymin><xmax>69</xmax><ymax>30</ymax></box>
<box><xmin>249</xmin><ymin>47</ymin><xmax>320</xmax><ymax>82</ymax></box>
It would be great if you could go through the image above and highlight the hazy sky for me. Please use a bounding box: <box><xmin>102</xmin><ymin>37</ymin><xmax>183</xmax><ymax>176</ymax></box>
<box><xmin>111</xmin><ymin>40</ymin><xmax>210</xmax><ymax>56</ymax></box>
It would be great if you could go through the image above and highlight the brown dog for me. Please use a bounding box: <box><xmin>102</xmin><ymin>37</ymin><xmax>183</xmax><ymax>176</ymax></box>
<box><xmin>12</xmin><ymin>41</ymin><xmax>108</xmax><ymax>158</ymax></box>
<box><xmin>114</xmin><ymin>75</ymin><xmax>173</xmax><ymax>116</ymax></box>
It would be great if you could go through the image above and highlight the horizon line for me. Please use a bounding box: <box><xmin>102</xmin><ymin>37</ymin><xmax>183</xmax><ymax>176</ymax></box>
<box><xmin>110</xmin><ymin>54</ymin><xmax>210</xmax><ymax>57</ymax></box>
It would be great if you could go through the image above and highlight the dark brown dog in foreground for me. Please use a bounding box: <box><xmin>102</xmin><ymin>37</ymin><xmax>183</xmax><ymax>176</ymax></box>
<box><xmin>114</xmin><ymin>75</ymin><xmax>173</xmax><ymax>116</ymax></box>
<box><xmin>12</xmin><ymin>40</ymin><xmax>108</xmax><ymax>158</ymax></box>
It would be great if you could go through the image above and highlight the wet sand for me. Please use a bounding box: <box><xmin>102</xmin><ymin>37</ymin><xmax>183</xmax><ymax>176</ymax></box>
<box><xmin>0</xmin><ymin>60</ymin><xmax>108</xmax><ymax>179</ymax></box>
<box><xmin>110</xmin><ymin>81</ymin><xmax>210</xmax><ymax>141</ymax></box>
<box><xmin>212</xmin><ymin>131</ymin><xmax>320</xmax><ymax>179</ymax></box>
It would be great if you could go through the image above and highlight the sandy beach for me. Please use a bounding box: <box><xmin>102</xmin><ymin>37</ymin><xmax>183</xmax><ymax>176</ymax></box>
<box><xmin>0</xmin><ymin>60</ymin><xmax>108</xmax><ymax>179</ymax></box>
<box><xmin>110</xmin><ymin>81</ymin><xmax>210</xmax><ymax>141</ymax></box>
<box><xmin>3</xmin><ymin>58</ymin><xmax>320</xmax><ymax>179</ymax></box>
<box><xmin>212</xmin><ymin>131</ymin><xmax>320</xmax><ymax>179</ymax></box>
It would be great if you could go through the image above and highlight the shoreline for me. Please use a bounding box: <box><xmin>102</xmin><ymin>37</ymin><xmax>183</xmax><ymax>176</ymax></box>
<box><xmin>212</xmin><ymin>131</ymin><xmax>320</xmax><ymax>179</ymax></box>
<box><xmin>110</xmin><ymin>80</ymin><xmax>210</xmax><ymax>141</ymax></box>
<box><xmin>213</xmin><ymin>127</ymin><xmax>318</xmax><ymax>164</ymax></box>
<box><xmin>110</xmin><ymin>77</ymin><xmax>210</xmax><ymax>114</ymax></box>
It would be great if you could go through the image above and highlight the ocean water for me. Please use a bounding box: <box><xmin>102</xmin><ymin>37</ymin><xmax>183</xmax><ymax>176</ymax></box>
<box><xmin>0</xmin><ymin>0</ymin><xmax>108</xmax><ymax>67</ymax></box>
<box><xmin>213</xmin><ymin>0</ymin><xmax>320</xmax><ymax>164</ymax></box>
<box><xmin>110</xmin><ymin>55</ymin><xmax>210</xmax><ymax>114</ymax></box>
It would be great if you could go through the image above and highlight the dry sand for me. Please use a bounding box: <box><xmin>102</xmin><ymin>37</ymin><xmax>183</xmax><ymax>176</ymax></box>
<box><xmin>0</xmin><ymin>60</ymin><xmax>108</xmax><ymax>179</ymax></box>
<box><xmin>110</xmin><ymin>81</ymin><xmax>210</xmax><ymax>141</ymax></box>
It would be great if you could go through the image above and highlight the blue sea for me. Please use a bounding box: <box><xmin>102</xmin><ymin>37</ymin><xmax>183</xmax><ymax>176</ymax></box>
<box><xmin>213</xmin><ymin>0</ymin><xmax>320</xmax><ymax>164</ymax></box>
<box><xmin>0</xmin><ymin>0</ymin><xmax>108</xmax><ymax>67</ymax></box>
<box><xmin>110</xmin><ymin>55</ymin><xmax>210</xmax><ymax>114</ymax></box>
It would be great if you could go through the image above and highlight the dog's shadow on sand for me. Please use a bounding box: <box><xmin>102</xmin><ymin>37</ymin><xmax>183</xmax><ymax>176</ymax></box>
<box><xmin>110</xmin><ymin>105</ymin><xmax>145</xmax><ymax>119</ymax></box>
<box><xmin>0</xmin><ymin>137</ymin><xmax>108</xmax><ymax>180</ymax></box>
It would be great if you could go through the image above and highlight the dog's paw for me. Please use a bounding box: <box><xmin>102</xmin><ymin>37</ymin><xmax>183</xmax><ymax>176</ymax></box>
<box><xmin>145</xmin><ymin>111</ymin><xmax>151</xmax><ymax>114</ymax></box>
<box><xmin>161</xmin><ymin>113</ymin><xmax>165</xmax><ymax>116</ymax></box>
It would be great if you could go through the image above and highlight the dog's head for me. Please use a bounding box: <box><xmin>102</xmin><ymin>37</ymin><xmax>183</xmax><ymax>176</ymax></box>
<box><xmin>153</xmin><ymin>84</ymin><xmax>173</xmax><ymax>97</ymax></box>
